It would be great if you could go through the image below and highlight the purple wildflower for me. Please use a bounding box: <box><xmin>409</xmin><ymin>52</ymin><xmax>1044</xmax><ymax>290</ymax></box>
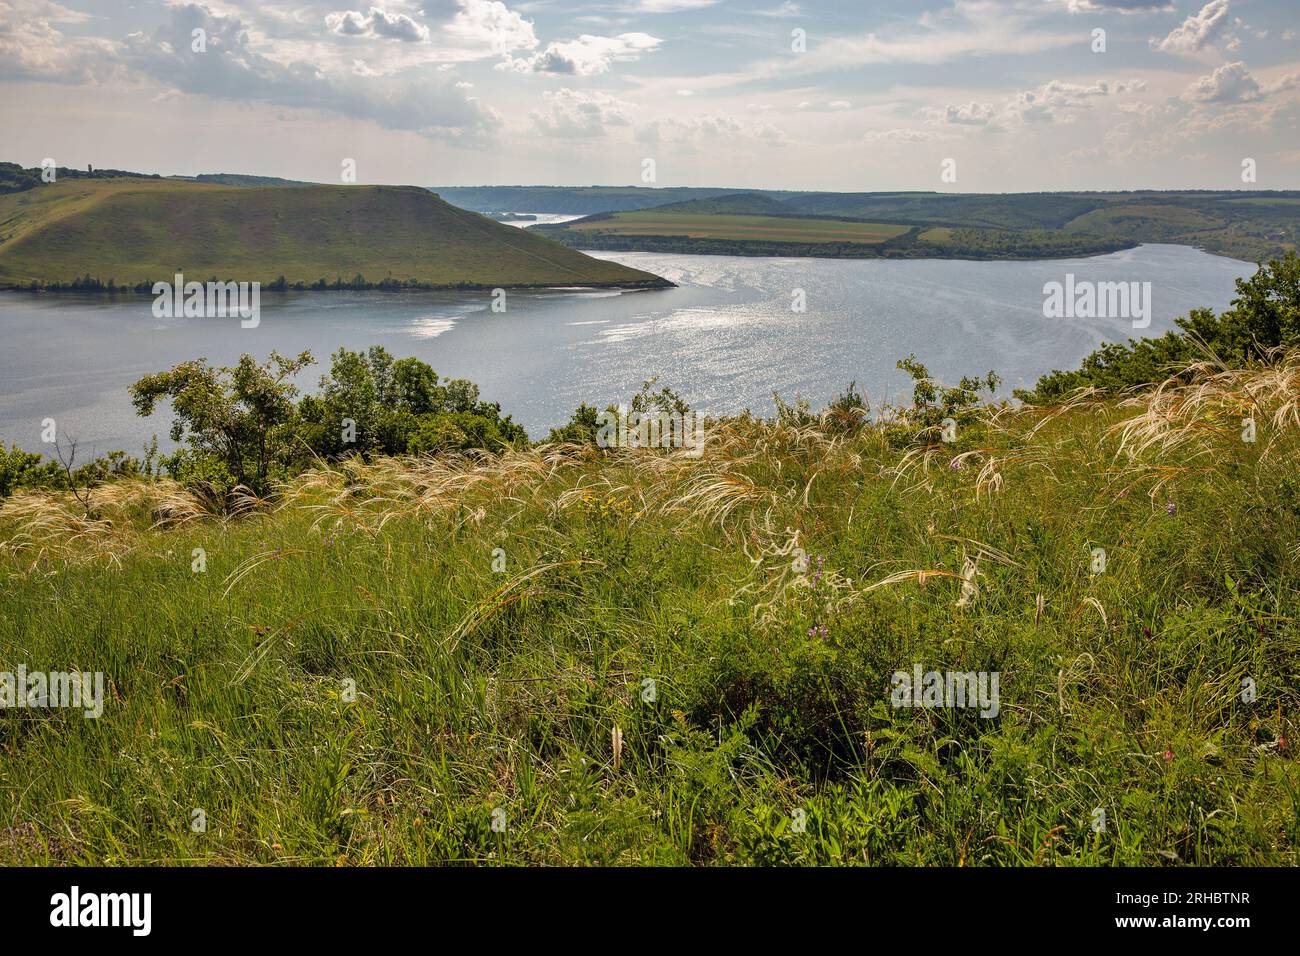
<box><xmin>1165</xmin><ymin>501</ymin><xmax>1177</xmax><ymax>515</ymax></box>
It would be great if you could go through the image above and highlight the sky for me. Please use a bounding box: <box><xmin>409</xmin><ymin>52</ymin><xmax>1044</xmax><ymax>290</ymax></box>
<box><xmin>1</xmin><ymin>0</ymin><xmax>1297</xmax><ymax>191</ymax></box>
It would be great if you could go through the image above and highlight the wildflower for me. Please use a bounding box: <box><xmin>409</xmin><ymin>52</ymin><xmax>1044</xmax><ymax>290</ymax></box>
<box><xmin>1163</xmin><ymin>749</ymin><xmax>1174</xmax><ymax>762</ymax></box>
<box><xmin>949</xmin><ymin>458</ymin><xmax>962</xmax><ymax>470</ymax></box>
<box><xmin>1165</xmin><ymin>501</ymin><xmax>1176</xmax><ymax>515</ymax></box>
<box><xmin>1279</xmin><ymin>737</ymin><xmax>1288</xmax><ymax>751</ymax></box>
<box><xmin>1142</xmin><ymin>626</ymin><xmax>1151</xmax><ymax>639</ymax></box>
<box><xmin>807</xmin><ymin>623</ymin><xmax>827</xmax><ymax>638</ymax></box>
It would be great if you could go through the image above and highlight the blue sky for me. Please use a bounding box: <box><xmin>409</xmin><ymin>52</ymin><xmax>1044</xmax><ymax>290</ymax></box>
<box><xmin>1</xmin><ymin>0</ymin><xmax>1297</xmax><ymax>190</ymax></box>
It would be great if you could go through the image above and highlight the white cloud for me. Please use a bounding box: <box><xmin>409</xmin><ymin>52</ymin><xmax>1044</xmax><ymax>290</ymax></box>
<box><xmin>1151</xmin><ymin>0</ymin><xmax>1231</xmax><ymax>54</ymax></box>
<box><xmin>445</xmin><ymin>0</ymin><xmax>538</xmax><ymax>55</ymax></box>
<box><xmin>863</xmin><ymin>128</ymin><xmax>943</xmax><ymax>143</ymax></box>
<box><xmin>624</xmin><ymin>0</ymin><xmax>718</xmax><ymax>11</ymax></box>
<box><xmin>637</xmin><ymin>111</ymin><xmax>787</xmax><ymax>148</ymax></box>
<box><xmin>1066</xmin><ymin>1</ymin><xmax>1173</xmax><ymax>12</ymax></box>
<box><xmin>119</xmin><ymin>3</ymin><xmax>497</xmax><ymax>140</ymax></box>
<box><xmin>326</xmin><ymin>8</ymin><xmax>430</xmax><ymax>42</ymax></box>
<box><xmin>530</xmin><ymin>88</ymin><xmax>632</xmax><ymax>137</ymax></box>
<box><xmin>0</xmin><ymin>0</ymin><xmax>117</xmax><ymax>83</ymax></box>
<box><xmin>937</xmin><ymin>101</ymin><xmax>996</xmax><ymax>125</ymax></box>
<box><xmin>1183</xmin><ymin>60</ymin><xmax>1260</xmax><ymax>102</ymax></box>
<box><xmin>751</xmin><ymin>2</ymin><xmax>801</xmax><ymax>16</ymax></box>
<box><xmin>501</xmin><ymin>32</ymin><xmax>660</xmax><ymax>75</ymax></box>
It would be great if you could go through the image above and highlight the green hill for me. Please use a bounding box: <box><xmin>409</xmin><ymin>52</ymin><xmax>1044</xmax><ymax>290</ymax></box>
<box><xmin>0</xmin><ymin>177</ymin><xmax>670</xmax><ymax>290</ymax></box>
<box><xmin>652</xmin><ymin>192</ymin><xmax>797</xmax><ymax>216</ymax></box>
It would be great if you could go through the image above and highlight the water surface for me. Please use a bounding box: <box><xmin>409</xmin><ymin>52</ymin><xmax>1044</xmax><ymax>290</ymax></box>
<box><xmin>0</xmin><ymin>244</ymin><xmax>1255</xmax><ymax>456</ymax></box>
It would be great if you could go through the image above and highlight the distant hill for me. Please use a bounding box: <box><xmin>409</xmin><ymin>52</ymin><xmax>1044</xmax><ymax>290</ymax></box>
<box><xmin>187</xmin><ymin>173</ymin><xmax>313</xmax><ymax>187</ymax></box>
<box><xmin>0</xmin><ymin>178</ymin><xmax>670</xmax><ymax>290</ymax></box>
<box><xmin>439</xmin><ymin>184</ymin><xmax>1298</xmax><ymax>262</ymax></box>
<box><xmin>430</xmin><ymin>185</ymin><xmax>748</xmax><ymax>216</ymax></box>
<box><xmin>651</xmin><ymin>193</ymin><xmax>796</xmax><ymax>216</ymax></box>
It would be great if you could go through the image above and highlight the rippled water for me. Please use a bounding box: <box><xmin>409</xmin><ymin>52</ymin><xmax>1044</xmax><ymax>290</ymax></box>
<box><xmin>0</xmin><ymin>244</ymin><xmax>1256</xmax><ymax>456</ymax></box>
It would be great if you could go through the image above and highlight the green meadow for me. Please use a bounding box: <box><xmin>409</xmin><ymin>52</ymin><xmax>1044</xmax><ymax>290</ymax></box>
<box><xmin>2</xmin><ymin>355</ymin><xmax>1298</xmax><ymax>864</ymax></box>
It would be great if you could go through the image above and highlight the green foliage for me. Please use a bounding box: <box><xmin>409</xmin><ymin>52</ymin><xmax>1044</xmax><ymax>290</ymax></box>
<box><xmin>299</xmin><ymin>346</ymin><xmax>527</xmax><ymax>459</ymax></box>
<box><xmin>0</xmin><ymin>443</ymin><xmax>59</xmax><ymax>496</ymax></box>
<box><xmin>547</xmin><ymin>404</ymin><xmax>602</xmax><ymax>445</ymax></box>
<box><xmin>0</xmin><ymin>442</ymin><xmax>151</xmax><ymax>499</ymax></box>
<box><xmin>895</xmin><ymin>354</ymin><xmax>1001</xmax><ymax>440</ymax></box>
<box><xmin>130</xmin><ymin>350</ymin><xmax>313</xmax><ymax>496</ymax></box>
<box><xmin>127</xmin><ymin>347</ymin><xmax>528</xmax><ymax>503</ymax></box>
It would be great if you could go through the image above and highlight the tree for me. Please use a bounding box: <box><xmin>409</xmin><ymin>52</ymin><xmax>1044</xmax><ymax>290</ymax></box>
<box><xmin>130</xmin><ymin>350</ymin><xmax>313</xmax><ymax>496</ymax></box>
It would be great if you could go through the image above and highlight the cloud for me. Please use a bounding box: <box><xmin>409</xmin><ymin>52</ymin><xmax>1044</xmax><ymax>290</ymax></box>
<box><xmin>863</xmin><ymin>128</ymin><xmax>943</xmax><ymax>143</ymax></box>
<box><xmin>445</xmin><ymin>0</ymin><xmax>538</xmax><ymax>55</ymax></box>
<box><xmin>751</xmin><ymin>2</ymin><xmax>802</xmax><ymax>16</ymax></box>
<box><xmin>1183</xmin><ymin>60</ymin><xmax>1260</xmax><ymax>102</ymax></box>
<box><xmin>529</xmin><ymin>87</ymin><xmax>632</xmax><ymax>137</ymax></box>
<box><xmin>937</xmin><ymin>101</ymin><xmax>996</xmax><ymax>125</ymax></box>
<box><xmin>1066</xmin><ymin>0</ymin><xmax>1173</xmax><ymax>12</ymax></box>
<box><xmin>1181</xmin><ymin>61</ymin><xmax>1299</xmax><ymax>104</ymax></box>
<box><xmin>0</xmin><ymin>0</ymin><xmax>119</xmax><ymax>83</ymax></box>
<box><xmin>923</xmin><ymin>78</ymin><xmax>1147</xmax><ymax>133</ymax></box>
<box><xmin>1151</xmin><ymin>0</ymin><xmax>1231</xmax><ymax>54</ymax></box>
<box><xmin>637</xmin><ymin>112</ymin><xmax>788</xmax><ymax>149</ymax></box>
<box><xmin>804</xmin><ymin>7</ymin><xmax>1080</xmax><ymax>71</ymax></box>
<box><xmin>325</xmin><ymin>8</ymin><xmax>430</xmax><ymax>42</ymax></box>
<box><xmin>623</xmin><ymin>0</ymin><xmax>718</xmax><ymax>11</ymax></box>
<box><xmin>122</xmin><ymin>3</ymin><xmax>497</xmax><ymax>140</ymax></box>
<box><xmin>501</xmin><ymin>32</ymin><xmax>660</xmax><ymax>75</ymax></box>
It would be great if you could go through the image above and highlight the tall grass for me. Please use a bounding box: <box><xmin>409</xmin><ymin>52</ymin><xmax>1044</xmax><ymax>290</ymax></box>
<box><xmin>1</xmin><ymin>356</ymin><xmax>1298</xmax><ymax>865</ymax></box>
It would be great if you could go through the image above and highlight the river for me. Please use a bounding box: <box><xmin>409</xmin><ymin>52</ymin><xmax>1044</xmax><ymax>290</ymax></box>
<box><xmin>0</xmin><ymin>243</ymin><xmax>1255</xmax><ymax>456</ymax></box>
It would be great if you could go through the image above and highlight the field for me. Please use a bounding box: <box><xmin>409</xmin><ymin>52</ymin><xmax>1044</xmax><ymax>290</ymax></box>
<box><xmin>0</xmin><ymin>178</ymin><xmax>668</xmax><ymax>290</ymax></box>
<box><xmin>565</xmin><ymin>211</ymin><xmax>910</xmax><ymax>244</ymax></box>
<box><xmin>2</xmin><ymin>357</ymin><xmax>1298</xmax><ymax>864</ymax></box>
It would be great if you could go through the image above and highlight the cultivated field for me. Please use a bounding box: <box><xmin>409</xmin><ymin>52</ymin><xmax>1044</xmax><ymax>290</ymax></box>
<box><xmin>566</xmin><ymin>211</ymin><xmax>911</xmax><ymax>244</ymax></box>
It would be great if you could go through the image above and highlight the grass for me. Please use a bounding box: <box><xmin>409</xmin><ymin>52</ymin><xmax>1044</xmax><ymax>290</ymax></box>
<box><xmin>0</xmin><ymin>178</ymin><xmax>668</xmax><ymax>289</ymax></box>
<box><xmin>565</xmin><ymin>211</ymin><xmax>911</xmax><ymax>244</ymax></box>
<box><xmin>1</xmin><ymin>356</ymin><xmax>1299</xmax><ymax>865</ymax></box>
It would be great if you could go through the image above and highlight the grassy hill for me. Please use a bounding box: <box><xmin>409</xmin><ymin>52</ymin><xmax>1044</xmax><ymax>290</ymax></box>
<box><xmin>0</xmin><ymin>177</ymin><xmax>669</xmax><ymax>290</ymax></box>
<box><xmin>651</xmin><ymin>192</ymin><xmax>798</xmax><ymax>216</ymax></box>
<box><xmin>1</xmin><ymin>351</ymin><xmax>1298</xmax><ymax>865</ymax></box>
